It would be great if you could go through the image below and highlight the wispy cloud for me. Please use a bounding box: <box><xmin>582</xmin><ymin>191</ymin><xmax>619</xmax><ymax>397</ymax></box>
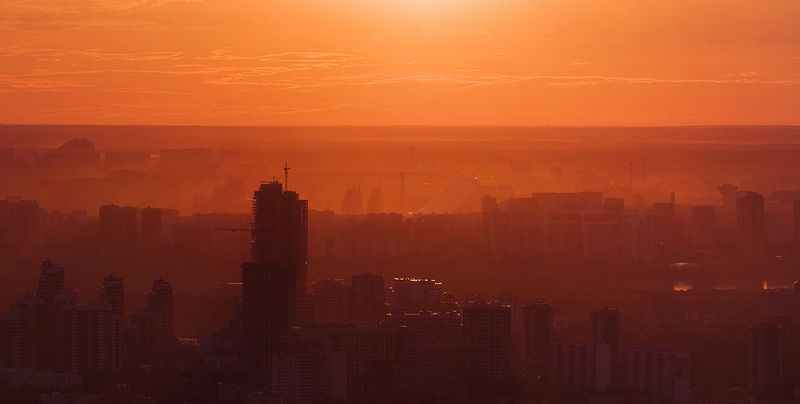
<box><xmin>0</xmin><ymin>0</ymin><xmax>206</xmax><ymax>32</ymax></box>
<box><xmin>730</xmin><ymin>71</ymin><xmax>764</xmax><ymax>78</ymax></box>
<box><xmin>200</xmin><ymin>50</ymin><xmax>364</xmax><ymax>64</ymax></box>
<box><xmin>306</xmin><ymin>73</ymin><xmax>800</xmax><ymax>90</ymax></box>
<box><xmin>0</xmin><ymin>76</ymin><xmax>82</xmax><ymax>91</ymax></box>
<box><xmin>0</xmin><ymin>47</ymin><xmax>185</xmax><ymax>62</ymax></box>
<box><xmin>548</xmin><ymin>80</ymin><xmax>598</xmax><ymax>87</ymax></box>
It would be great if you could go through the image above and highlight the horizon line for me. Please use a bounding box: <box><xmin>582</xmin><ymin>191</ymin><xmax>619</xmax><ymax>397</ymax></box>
<box><xmin>2</xmin><ymin>123</ymin><xmax>800</xmax><ymax>129</ymax></box>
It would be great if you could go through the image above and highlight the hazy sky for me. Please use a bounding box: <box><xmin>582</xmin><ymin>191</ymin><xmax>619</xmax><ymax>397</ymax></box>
<box><xmin>1</xmin><ymin>0</ymin><xmax>799</xmax><ymax>125</ymax></box>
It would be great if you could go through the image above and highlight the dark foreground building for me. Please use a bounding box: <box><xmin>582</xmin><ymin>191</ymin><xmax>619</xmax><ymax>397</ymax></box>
<box><xmin>242</xmin><ymin>181</ymin><xmax>308</xmax><ymax>387</ymax></box>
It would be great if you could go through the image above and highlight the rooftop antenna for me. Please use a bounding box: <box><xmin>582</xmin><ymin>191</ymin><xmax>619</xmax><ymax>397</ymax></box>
<box><xmin>283</xmin><ymin>163</ymin><xmax>291</xmax><ymax>190</ymax></box>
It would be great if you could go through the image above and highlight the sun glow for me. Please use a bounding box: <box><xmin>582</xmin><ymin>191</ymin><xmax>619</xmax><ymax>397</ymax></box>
<box><xmin>356</xmin><ymin>0</ymin><xmax>489</xmax><ymax>17</ymax></box>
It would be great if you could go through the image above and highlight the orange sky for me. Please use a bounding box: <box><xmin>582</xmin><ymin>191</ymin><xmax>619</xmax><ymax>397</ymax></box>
<box><xmin>1</xmin><ymin>0</ymin><xmax>799</xmax><ymax>126</ymax></box>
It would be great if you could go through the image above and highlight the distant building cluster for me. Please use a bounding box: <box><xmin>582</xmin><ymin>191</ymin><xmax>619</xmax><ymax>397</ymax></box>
<box><xmin>0</xmin><ymin>260</ymin><xmax>173</xmax><ymax>402</ymax></box>
<box><xmin>482</xmin><ymin>187</ymin><xmax>786</xmax><ymax>266</ymax></box>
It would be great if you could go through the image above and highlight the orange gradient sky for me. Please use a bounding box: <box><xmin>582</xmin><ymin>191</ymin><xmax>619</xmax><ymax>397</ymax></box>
<box><xmin>1</xmin><ymin>0</ymin><xmax>799</xmax><ymax>126</ymax></box>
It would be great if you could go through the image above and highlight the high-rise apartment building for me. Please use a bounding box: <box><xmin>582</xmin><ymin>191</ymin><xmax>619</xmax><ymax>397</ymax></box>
<box><xmin>57</xmin><ymin>300</ymin><xmax>123</xmax><ymax>376</ymax></box>
<box><xmin>737</xmin><ymin>192</ymin><xmax>766</xmax><ymax>263</ymax></box>
<box><xmin>350</xmin><ymin>274</ymin><xmax>386</xmax><ymax>326</ymax></box>
<box><xmin>462</xmin><ymin>304</ymin><xmax>512</xmax><ymax>390</ymax></box>
<box><xmin>36</xmin><ymin>259</ymin><xmax>66</xmax><ymax>368</ymax></box>
<box><xmin>749</xmin><ymin>323</ymin><xmax>782</xmax><ymax>395</ymax></box>
<box><xmin>591</xmin><ymin>308</ymin><xmax>621</xmax><ymax>388</ymax></box>
<box><xmin>130</xmin><ymin>279</ymin><xmax>173</xmax><ymax>364</ymax></box>
<box><xmin>523</xmin><ymin>303</ymin><xmax>554</xmax><ymax>386</ymax></box>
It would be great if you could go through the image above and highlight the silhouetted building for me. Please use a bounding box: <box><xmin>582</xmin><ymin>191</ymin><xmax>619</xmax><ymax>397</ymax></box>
<box><xmin>333</xmin><ymin>214</ymin><xmax>405</xmax><ymax>262</ymax></box>
<box><xmin>130</xmin><ymin>279</ymin><xmax>173</xmax><ymax>364</ymax></box>
<box><xmin>99</xmin><ymin>204</ymin><xmax>139</xmax><ymax>256</ymax></box>
<box><xmin>57</xmin><ymin>300</ymin><xmax>123</xmax><ymax>376</ymax></box>
<box><xmin>648</xmin><ymin>202</ymin><xmax>678</xmax><ymax>251</ymax></box>
<box><xmin>341</xmin><ymin>187</ymin><xmax>364</xmax><ymax>216</ymax></box>
<box><xmin>691</xmin><ymin>205</ymin><xmax>717</xmax><ymax>247</ymax></box>
<box><xmin>389</xmin><ymin>311</ymin><xmax>463</xmax><ymax>396</ymax></box>
<box><xmin>272</xmin><ymin>325</ymin><xmax>349</xmax><ymax>403</ymax></box>
<box><xmin>552</xmin><ymin>340</ymin><xmax>611</xmax><ymax>392</ymax></box>
<box><xmin>367</xmin><ymin>188</ymin><xmax>384</xmax><ymax>214</ymax></box>
<box><xmin>100</xmin><ymin>275</ymin><xmax>124</xmax><ymax>320</ymax></box>
<box><xmin>484</xmin><ymin>193</ymin><xmax>645</xmax><ymax>263</ymax></box>
<box><xmin>591</xmin><ymin>308</ymin><xmax>621</xmax><ymax>388</ymax></box>
<box><xmin>718</xmin><ymin>184</ymin><xmax>740</xmax><ymax>224</ymax></box>
<box><xmin>36</xmin><ymin>259</ymin><xmax>66</xmax><ymax>369</ymax></box>
<box><xmin>242</xmin><ymin>262</ymin><xmax>295</xmax><ymax>385</ymax></box>
<box><xmin>312</xmin><ymin>279</ymin><xmax>350</xmax><ymax>325</ymax></box>
<box><xmin>523</xmin><ymin>303</ymin><xmax>553</xmax><ymax>386</ymax></box>
<box><xmin>737</xmin><ymin>192</ymin><xmax>766</xmax><ymax>264</ymax></box>
<box><xmin>140</xmin><ymin>207</ymin><xmax>163</xmax><ymax>252</ymax></box>
<box><xmin>251</xmin><ymin>181</ymin><xmax>309</xmax><ymax>295</ymax></box>
<box><xmin>761</xmin><ymin>286</ymin><xmax>800</xmax><ymax>328</ymax></box>
<box><xmin>243</xmin><ymin>180</ymin><xmax>308</xmax><ymax>386</ymax></box>
<box><xmin>350</xmin><ymin>274</ymin><xmax>386</xmax><ymax>326</ymax></box>
<box><xmin>462</xmin><ymin>304</ymin><xmax>512</xmax><ymax>392</ymax></box>
<box><xmin>201</xmin><ymin>299</ymin><xmax>242</xmax><ymax>372</ymax></box>
<box><xmin>794</xmin><ymin>200</ymin><xmax>800</xmax><ymax>256</ymax></box>
<box><xmin>6</xmin><ymin>296</ymin><xmax>45</xmax><ymax>368</ymax></box>
<box><xmin>604</xmin><ymin>197</ymin><xmax>625</xmax><ymax>211</ymax></box>
<box><xmin>390</xmin><ymin>278</ymin><xmax>443</xmax><ymax>313</ymax></box>
<box><xmin>0</xmin><ymin>198</ymin><xmax>40</xmax><ymax>255</ymax></box>
<box><xmin>749</xmin><ymin>323</ymin><xmax>782</xmax><ymax>396</ymax></box>
<box><xmin>623</xmin><ymin>346</ymin><xmax>690</xmax><ymax>404</ymax></box>
<box><xmin>0</xmin><ymin>312</ymin><xmax>8</xmax><ymax>368</ymax></box>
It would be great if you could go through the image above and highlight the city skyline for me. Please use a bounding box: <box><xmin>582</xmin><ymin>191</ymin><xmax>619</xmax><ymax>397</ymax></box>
<box><xmin>2</xmin><ymin>1</ymin><xmax>800</xmax><ymax>402</ymax></box>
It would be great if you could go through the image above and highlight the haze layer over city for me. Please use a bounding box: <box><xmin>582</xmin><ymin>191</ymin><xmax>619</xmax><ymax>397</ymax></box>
<box><xmin>2</xmin><ymin>1</ymin><xmax>800</xmax><ymax>403</ymax></box>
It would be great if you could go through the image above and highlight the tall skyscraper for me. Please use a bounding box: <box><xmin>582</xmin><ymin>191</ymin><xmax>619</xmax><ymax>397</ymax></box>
<box><xmin>736</xmin><ymin>192</ymin><xmax>766</xmax><ymax>263</ymax></box>
<box><xmin>130</xmin><ymin>279</ymin><xmax>173</xmax><ymax>364</ymax></box>
<box><xmin>591</xmin><ymin>308</ymin><xmax>621</xmax><ymax>388</ymax></box>
<box><xmin>243</xmin><ymin>180</ymin><xmax>308</xmax><ymax>386</ymax></box>
<box><xmin>148</xmin><ymin>279</ymin><xmax>173</xmax><ymax>356</ymax></box>
<box><xmin>36</xmin><ymin>259</ymin><xmax>65</xmax><ymax>368</ymax></box>
<box><xmin>242</xmin><ymin>261</ymin><xmax>295</xmax><ymax>387</ymax></box>
<box><xmin>523</xmin><ymin>303</ymin><xmax>554</xmax><ymax>386</ymax></box>
<box><xmin>749</xmin><ymin>323</ymin><xmax>782</xmax><ymax>395</ymax></box>
<box><xmin>251</xmin><ymin>181</ymin><xmax>309</xmax><ymax>293</ymax></box>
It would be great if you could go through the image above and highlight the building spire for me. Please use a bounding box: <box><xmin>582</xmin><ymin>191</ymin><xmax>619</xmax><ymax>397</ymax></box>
<box><xmin>283</xmin><ymin>163</ymin><xmax>291</xmax><ymax>191</ymax></box>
